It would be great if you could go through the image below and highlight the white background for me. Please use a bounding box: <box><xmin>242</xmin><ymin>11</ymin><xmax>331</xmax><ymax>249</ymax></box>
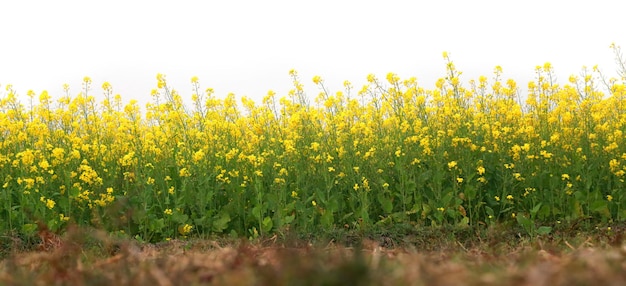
<box><xmin>1</xmin><ymin>0</ymin><xmax>625</xmax><ymax>106</ymax></box>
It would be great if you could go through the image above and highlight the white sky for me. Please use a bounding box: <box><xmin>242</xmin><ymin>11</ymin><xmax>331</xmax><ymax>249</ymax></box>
<box><xmin>1</xmin><ymin>0</ymin><xmax>625</xmax><ymax>107</ymax></box>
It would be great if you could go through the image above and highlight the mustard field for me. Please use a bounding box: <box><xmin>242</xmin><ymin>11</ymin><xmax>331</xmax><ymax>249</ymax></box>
<box><xmin>2</xmin><ymin>49</ymin><xmax>626</xmax><ymax>242</ymax></box>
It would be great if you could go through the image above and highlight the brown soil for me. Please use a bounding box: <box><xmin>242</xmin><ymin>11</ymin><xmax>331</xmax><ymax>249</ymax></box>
<box><xmin>1</xmin><ymin>225</ymin><xmax>626</xmax><ymax>285</ymax></box>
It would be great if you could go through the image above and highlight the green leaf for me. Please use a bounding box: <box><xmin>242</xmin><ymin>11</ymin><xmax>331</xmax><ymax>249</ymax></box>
<box><xmin>21</xmin><ymin>223</ymin><xmax>37</xmax><ymax>236</ymax></box>
<box><xmin>432</xmin><ymin>209</ymin><xmax>444</xmax><ymax>223</ymax></box>
<box><xmin>406</xmin><ymin>203</ymin><xmax>420</xmax><ymax>215</ymax></box>
<box><xmin>406</xmin><ymin>180</ymin><xmax>417</xmax><ymax>192</ymax></box>
<box><xmin>538</xmin><ymin>204</ymin><xmax>552</xmax><ymax>220</ymax></box>
<box><xmin>441</xmin><ymin>192</ymin><xmax>453</xmax><ymax>206</ymax></box>
<box><xmin>457</xmin><ymin>216</ymin><xmax>470</xmax><ymax>228</ymax></box>
<box><xmin>69</xmin><ymin>186</ymin><xmax>80</xmax><ymax>198</ymax></box>
<box><xmin>530</xmin><ymin>203</ymin><xmax>542</xmax><ymax>218</ymax></box>
<box><xmin>465</xmin><ymin>186</ymin><xmax>477</xmax><ymax>200</ymax></box>
<box><xmin>132</xmin><ymin>209</ymin><xmax>147</xmax><ymax>223</ymax></box>
<box><xmin>421</xmin><ymin>203</ymin><xmax>431</xmax><ymax>218</ymax></box>
<box><xmin>321</xmin><ymin>210</ymin><xmax>334</xmax><ymax>228</ymax></box>
<box><xmin>499</xmin><ymin>206</ymin><xmax>514</xmax><ymax>214</ymax></box>
<box><xmin>342</xmin><ymin>212</ymin><xmax>354</xmax><ymax>221</ymax></box>
<box><xmin>150</xmin><ymin>218</ymin><xmax>165</xmax><ymax>232</ymax></box>
<box><xmin>171</xmin><ymin>212</ymin><xmax>189</xmax><ymax>224</ymax></box>
<box><xmin>485</xmin><ymin>206</ymin><xmax>495</xmax><ymax>217</ymax></box>
<box><xmin>573</xmin><ymin>190</ymin><xmax>585</xmax><ymax>201</ymax></box>
<box><xmin>252</xmin><ymin>205</ymin><xmax>262</xmax><ymax>221</ymax></box>
<box><xmin>591</xmin><ymin>200</ymin><xmax>610</xmax><ymax>218</ymax></box>
<box><xmin>283</xmin><ymin>214</ymin><xmax>295</xmax><ymax>225</ymax></box>
<box><xmin>536</xmin><ymin>226</ymin><xmax>552</xmax><ymax>235</ymax></box>
<box><xmin>516</xmin><ymin>215</ymin><xmax>533</xmax><ymax>235</ymax></box>
<box><xmin>377</xmin><ymin>191</ymin><xmax>393</xmax><ymax>214</ymax></box>
<box><xmin>212</xmin><ymin>213</ymin><xmax>231</xmax><ymax>233</ymax></box>
<box><xmin>262</xmin><ymin>216</ymin><xmax>273</xmax><ymax>233</ymax></box>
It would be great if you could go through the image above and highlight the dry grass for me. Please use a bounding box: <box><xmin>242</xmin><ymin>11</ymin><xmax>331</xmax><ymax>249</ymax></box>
<box><xmin>1</xmin><ymin>224</ymin><xmax>626</xmax><ymax>285</ymax></box>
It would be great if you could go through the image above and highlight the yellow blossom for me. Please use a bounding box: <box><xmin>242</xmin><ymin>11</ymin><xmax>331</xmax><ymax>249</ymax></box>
<box><xmin>179</xmin><ymin>168</ymin><xmax>191</xmax><ymax>177</ymax></box>
<box><xmin>477</xmin><ymin>166</ymin><xmax>485</xmax><ymax>175</ymax></box>
<box><xmin>448</xmin><ymin>161</ymin><xmax>457</xmax><ymax>169</ymax></box>
<box><xmin>179</xmin><ymin>224</ymin><xmax>193</xmax><ymax>235</ymax></box>
<box><xmin>312</xmin><ymin>75</ymin><xmax>322</xmax><ymax>84</ymax></box>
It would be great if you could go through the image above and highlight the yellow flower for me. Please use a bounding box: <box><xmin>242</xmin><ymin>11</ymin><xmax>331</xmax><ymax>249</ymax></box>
<box><xmin>607</xmin><ymin>195</ymin><xmax>614</xmax><ymax>202</ymax></box>
<box><xmin>312</xmin><ymin>200</ymin><xmax>317</xmax><ymax>206</ymax></box>
<box><xmin>179</xmin><ymin>224</ymin><xmax>193</xmax><ymax>235</ymax></box>
<box><xmin>179</xmin><ymin>168</ymin><xmax>191</xmax><ymax>177</ymax></box>
<box><xmin>540</xmin><ymin>150</ymin><xmax>553</xmax><ymax>159</ymax></box>
<box><xmin>476</xmin><ymin>166</ymin><xmax>485</xmax><ymax>175</ymax></box>
<box><xmin>156</xmin><ymin>73</ymin><xmax>166</xmax><ymax>88</ymax></box>
<box><xmin>102</xmin><ymin>81</ymin><xmax>112</xmax><ymax>91</ymax></box>
<box><xmin>312</xmin><ymin>75</ymin><xmax>322</xmax><ymax>84</ymax></box>
<box><xmin>40</xmin><ymin>196</ymin><xmax>55</xmax><ymax>209</ymax></box>
<box><xmin>38</xmin><ymin>160</ymin><xmax>50</xmax><ymax>170</ymax></box>
<box><xmin>192</xmin><ymin>149</ymin><xmax>206</xmax><ymax>162</ymax></box>
<box><xmin>495</xmin><ymin>196</ymin><xmax>500</xmax><ymax>202</ymax></box>
<box><xmin>164</xmin><ymin>209</ymin><xmax>173</xmax><ymax>215</ymax></box>
<box><xmin>448</xmin><ymin>161</ymin><xmax>457</xmax><ymax>169</ymax></box>
<box><xmin>561</xmin><ymin>174</ymin><xmax>570</xmax><ymax>181</ymax></box>
<box><xmin>506</xmin><ymin>195</ymin><xmax>513</xmax><ymax>200</ymax></box>
<box><xmin>610</xmin><ymin>159</ymin><xmax>621</xmax><ymax>171</ymax></box>
<box><xmin>456</xmin><ymin>177</ymin><xmax>463</xmax><ymax>183</ymax></box>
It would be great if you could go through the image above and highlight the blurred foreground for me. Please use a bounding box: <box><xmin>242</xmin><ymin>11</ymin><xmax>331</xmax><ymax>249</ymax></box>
<box><xmin>1</xmin><ymin>224</ymin><xmax>626</xmax><ymax>286</ymax></box>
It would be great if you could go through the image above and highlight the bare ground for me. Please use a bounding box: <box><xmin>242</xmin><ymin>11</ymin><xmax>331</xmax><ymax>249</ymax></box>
<box><xmin>1</xmin><ymin>224</ymin><xmax>626</xmax><ymax>285</ymax></box>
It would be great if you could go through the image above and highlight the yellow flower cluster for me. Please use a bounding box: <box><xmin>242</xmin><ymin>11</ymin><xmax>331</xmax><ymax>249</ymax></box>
<box><xmin>2</xmin><ymin>48</ymin><xmax>626</xmax><ymax>239</ymax></box>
